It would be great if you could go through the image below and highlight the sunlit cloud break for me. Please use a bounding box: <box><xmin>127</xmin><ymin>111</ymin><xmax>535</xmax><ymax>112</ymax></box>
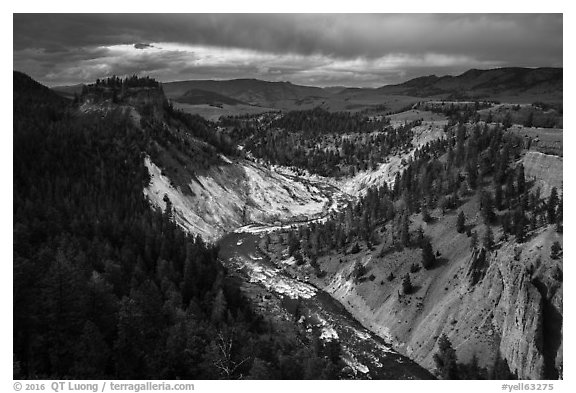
<box><xmin>15</xmin><ymin>43</ymin><xmax>506</xmax><ymax>87</ymax></box>
<box><xmin>13</xmin><ymin>14</ymin><xmax>562</xmax><ymax>87</ymax></box>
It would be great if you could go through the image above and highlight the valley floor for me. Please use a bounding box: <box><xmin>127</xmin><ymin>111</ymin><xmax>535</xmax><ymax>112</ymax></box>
<box><xmin>144</xmin><ymin>117</ymin><xmax>562</xmax><ymax>379</ymax></box>
<box><xmin>218</xmin><ymin>230</ymin><xmax>434</xmax><ymax>379</ymax></box>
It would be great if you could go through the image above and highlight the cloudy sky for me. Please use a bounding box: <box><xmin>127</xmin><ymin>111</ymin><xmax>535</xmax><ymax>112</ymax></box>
<box><xmin>13</xmin><ymin>14</ymin><xmax>562</xmax><ymax>87</ymax></box>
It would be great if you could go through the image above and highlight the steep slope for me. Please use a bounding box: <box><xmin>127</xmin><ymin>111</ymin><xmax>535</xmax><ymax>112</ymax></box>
<box><xmin>14</xmin><ymin>71</ymin><xmax>70</xmax><ymax>108</ymax></box>
<box><xmin>147</xmin><ymin>111</ymin><xmax>449</xmax><ymax>243</ymax></box>
<box><xmin>18</xmin><ymin>72</ymin><xmax>393</xmax><ymax>380</ymax></box>
<box><xmin>522</xmin><ymin>152</ymin><xmax>562</xmax><ymax>196</ymax></box>
<box><xmin>143</xmin><ymin>155</ymin><xmax>338</xmax><ymax>243</ymax></box>
<box><xmin>68</xmin><ymin>76</ymin><xmax>342</xmax><ymax>244</ymax></box>
<box><xmin>246</xmin><ymin>114</ymin><xmax>562</xmax><ymax>379</ymax></box>
<box><xmin>14</xmin><ymin>72</ymin><xmax>247</xmax><ymax>379</ymax></box>
<box><xmin>41</xmin><ymin>71</ymin><xmax>562</xmax><ymax>380</ymax></box>
<box><xmin>315</xmin><ymin>209</ymin><xmax>561</xmax><ymax>379</ymax></box>
<box><xmin>341</xmin><ymin>121</ymin><xmax>447</xmax><ymax>196</ymax></box>
<box><xmin>307</xmin><ymin>145</ymin><xmax>563</xmax><ymax>380</ymax></box>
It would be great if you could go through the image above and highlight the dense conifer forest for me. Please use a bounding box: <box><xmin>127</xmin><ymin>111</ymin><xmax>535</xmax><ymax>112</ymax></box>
<box><xmin>13</xmin><ymin>72</ymin><xmax>343</xmax><ymax>379</ymax></box>
<box><xmin>280</xmin><ymin>120</ymin><xmax>562</xmax><ymax>264</ymax></box>
<box><xmin>262</xmin><ymin>110</ymin><xmax>562</xmax><ymax>380</ymax></box>
<box><xmin>12</xmin><ymin>70</ymin><xmax>563</xmax><ymax>380</ymax></box>
<box><xmin>220</xmin><ymin>109</ymin><xmax>416</xmax><ymax>177</ymax></box>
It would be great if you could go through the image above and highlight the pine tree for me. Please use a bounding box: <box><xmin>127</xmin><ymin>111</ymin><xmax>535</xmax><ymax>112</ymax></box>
<box><xmin>324</xmin><ymin>339</ymin><xmax>342</xmax><ymax>365</ymax></box>
<box><xmin>505</xmin><ymin>176</ymin><xmax>516</xmax><ymax>203</ymax></box>
<box><xmin>433</xmin><ymin>334</ymin><xmax>459</xmax><ymax>379</ymax></box>
<box><xmin>402</xmin><ymin>274</ymin><xmax>413</xmax><ymax>295</ymax></box>
<box><xmin>491</xmin><ymin>350</ymin><xmax>516</xmax><ymax>379</ymax></box>
<box><xmin>421</xmin><ymin>239</ymin><xmax>436</xmax><ymax>269</ymax></box>
<box><xmin>483</xmin><ymin>225</ymin><xmax>494</xmax><ymax>251</ymax></box>
<box><xmin>288</xmin><ymin>231</ymin><xmax>300</xmax><ymax>256</ymax></box>
<box><xmin>211</xmin><ymin>289</ymin><xmax>228</xmax><ymax>325</ymax></box>
<box><xmin>470</xmin><ymin>231</ymin><xmax>478</xmax><ymax>251</ymax></box>
<box><xmin>415</xmin><ymin>226</ymin><xmax>425</xmax><ymax>247</ymax></box>
<box><xmin>248</xmin><ymin>358</ymin><xmax>276</xmax><ymax>379</ymax></box>
<box><xmin>547</xmin><ymin>187</ymin><xmax>559</xmax><ymax>224</ymax></box>
<box><xmin>461</xmin><ymin>353</ymin><xmax>487</xmax><ymax>379</ymax></box>
<box><xmin>114</xmin><ymin>297</ymin><xmax>145</xmax><ymax>378</ymax></box>
<box><xmin>422</xmin><ymin>204</ymin><xmax>432</xmax><ymax>223</ymax></box>
<box><xmin>516</xmin><ymin>223</ymin><xmax>527</xmax><ymax>243</ymax></box>
<box><xmin>503</xmin><ymin>112</ymin><xmax>512</xmax><ymax>129</ymax></box>
<box><xmin>72</xmin><ymin>321</ymin><xmax>110</xmax><ymax>378</ymax></box>
<box><xmin>556</xmin><ymin>197</ymin><xmax>563</xmax><ymax>233</ymax></box>
<box><xmin>514</xmin><ymin>208</ymin><xmax>527</xmax><ymax>243</ymax></box>
<box><xmin>41</xmin><ymin>249</ymin><xmax>87</xmax><ymax>376</ymax></box>
<box><xmin>466</xmin><ymin>162</ymin><xmax>478</xmax><ymax>189</ymax></box>
<box><xmin>480</xmin><ymin>191</ymin><xmax>495</xmax><ymax>224</ymax></box>
<box><xmin>456</xmin><ymin>211</ymin><xmax>466</xmax><ymax>233</ymax></box>
<box><xmin>516</xmin><ymin>164</ymin><xmax>526</xmax><ymax>194</ymax></box>
<box><xmin>550</xmin><ymin>241</ymin><xmax>562</xmax><ymax>260</ymax></box>
<box><xmin>182</xmin><ymin>242</ymin><xmax>198</xmax><ymax>307</ymax></box>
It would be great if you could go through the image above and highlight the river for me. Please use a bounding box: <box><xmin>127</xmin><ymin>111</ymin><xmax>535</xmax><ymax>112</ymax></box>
<box><xmin>218</xmin><ymin>229</ymin><xmax>433</xmax><ymax>379</ymax></box>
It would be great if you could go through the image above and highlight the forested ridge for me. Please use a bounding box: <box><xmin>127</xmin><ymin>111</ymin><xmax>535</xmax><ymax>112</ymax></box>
<box><xmin>13</xmin><ymin>72</ymin><xmax>343</xmax><ymax>379</ymax></box>
<box><xmin>269</xmin><ymin>107</ymin><xmax>389</xmax><ymax>135</ymax></box>
<box><xmin>266</xmin><ymin>115</ymin><xmax>562</xmax><ymax>379</ymax></box>
<box><xmin>220</xmin><ymin>109</ymin><xmax>414</xmax><ymax>177</ymax></box>
<box><xmin>281</xmin><ymin>120</ymin><xmax>562</xmax><ymax>262</ymax></box>
<box><xmin>419</xmin><ymin>101</ymin><xmax>562</xmax><ymax>129</ymax></box>
<box><xmin>13</xmin><ymin>71</ymin><xmax>563</xmax><ymax>380</ymax></box>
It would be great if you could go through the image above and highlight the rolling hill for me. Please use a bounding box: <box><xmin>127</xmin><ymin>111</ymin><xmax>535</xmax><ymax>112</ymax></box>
<box><xmin>162</xmin><ymin>78</ymin><xmax>330</xmax><ymax>108</ymax></box>
<box><xmin>377</xmin><ymin>67</ymin><xmax>563</xmax><ymax>102</ymax></box>
<box><xmin>173</xmin><ymin>88</ymin><xmax>249</xmax><ymax>106</ymax></box>
<box><xmin>51</xmin><ymin>67</ymin><xmax>563</xmax><ymax>117</ymax></box>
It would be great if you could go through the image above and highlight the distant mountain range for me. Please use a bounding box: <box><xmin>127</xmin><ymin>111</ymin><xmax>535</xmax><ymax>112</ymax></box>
<box><xmin>376</xmin><ymin>67</ymin><xmax>562</xmax><ymax>99</ymax></box>
<box><xmin>162</xmin><ymin>78</ymin><xmax>329</xmax><ymax>107</ymax></box>
<box><xmin>173</xmin><ymin>88</ymin><xmax>249</xmax><ymax>106</ymax></box>
<box><xmin>51</xmin><ymin>67</ymin><xmax>562</xmax><ymax>111</ymax></box>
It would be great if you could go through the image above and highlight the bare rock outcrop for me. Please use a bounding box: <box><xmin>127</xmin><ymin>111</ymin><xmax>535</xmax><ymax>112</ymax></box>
<box><xmin>319</xmin><ymin>224</ymin><xmax>562</xmax><ymax>379</ymax></box>
<box><xmin>522</xmin><ymin>151</ymin><xmax>562</xmax><ymax>196</ymax></box>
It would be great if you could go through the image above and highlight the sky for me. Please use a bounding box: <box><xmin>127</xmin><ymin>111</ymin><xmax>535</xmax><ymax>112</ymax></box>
<box><xmin>13</xmin><ymin>14</ymin><xmax>563</xmax><ymax>88</ymax></box>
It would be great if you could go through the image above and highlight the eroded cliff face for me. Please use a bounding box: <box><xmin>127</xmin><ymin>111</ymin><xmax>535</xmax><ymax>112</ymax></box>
<box><xmin>122</xmin><ymin>87</ymin><xmax>166</xmax><ymax>121</ymax></box>
<box><xmin>143</xmin><ymin>156</ymin><xmax>340</xmax><ymax>243</ymax></box>
<box><xmin>128</xmin><ymin>87</ymin><xmax>561</xmax><ymax>378</ymax></box>
<box><xmin>487</xmin><ymin>241</ymin><xmax>545</xmax><ymax>379</ymax></box>
<box><xmin>522</xmin><ymin>151</ymin><xmax>562</xmax><ymax>197</ymax></box>
<box><xmin>306</xmin><ymin>145</ymin><xmax>563</xmax><ymax>380</ymax></box>
<box><xmin>314</xmin><ymin>213</ymin><xmax>562</xmax><ymax>379</ymax></box>
<box><xmin>79</xmin><ymin>85</ymin><xmax>167</xmax><ymax>123</ymax></box>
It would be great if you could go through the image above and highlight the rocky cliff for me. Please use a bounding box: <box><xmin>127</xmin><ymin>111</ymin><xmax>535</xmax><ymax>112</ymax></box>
<box><xmin>314</xmin><ymin>198</ymin><xmax>562</xmax><ymax>379</ymax></box>
<box><xmin>143</xmin><ymin>156</ymin><xmax>340</xmax><ymax>243</ymax></box>
<box><xmin>522</xmin><ymin>151</ymin><xmax>562</xmax><ymax>197</ymax></box>
<box><xmin>80</xmin><ymin>83</ymin><xmax>167</xmax><ymax>122</ymax></box>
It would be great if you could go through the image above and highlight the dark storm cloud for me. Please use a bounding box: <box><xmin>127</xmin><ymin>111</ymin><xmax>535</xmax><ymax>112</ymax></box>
<box><xmin>13</xmin><ymin>14</ymin><xmax>562</xmax><ymax>87</ymax></box>
<box><xmin>134</xmin><ymin>43</ymin><xmax>154</xmax><ymax>50</ymax></box>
